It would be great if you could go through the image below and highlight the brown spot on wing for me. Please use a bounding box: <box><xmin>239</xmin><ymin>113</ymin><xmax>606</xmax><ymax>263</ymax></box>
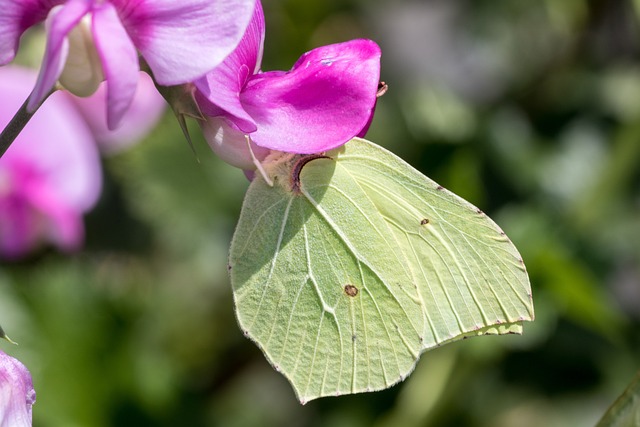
<box><xmin>344</xmin><ymin>284</ymin><xmax>359</xmax><ymax>297</ymax></box>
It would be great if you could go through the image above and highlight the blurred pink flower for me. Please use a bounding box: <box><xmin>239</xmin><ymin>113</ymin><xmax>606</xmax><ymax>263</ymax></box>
<box><xmin>194</xmin><ymin>0</ymin><xmax>381</xmax><ymax>170</ymax></box>
<box><xmin>0</xmin><ymin>66</ymin><xmax>101</xmax><ymax>260</ymax></box>
<box><xmin>0</xmin><ymin>350</ymin><xmax>35</xmax><ymax>427</ymax></box>
<box><xmin>0</xmin><ymin>0</ymin><xmax>256</xmax><ymax>129</ymax></box>
<box><xmin>66</xmin><ymin>71</ymin><xmax>166</xmax><ymax>154</ymax></box>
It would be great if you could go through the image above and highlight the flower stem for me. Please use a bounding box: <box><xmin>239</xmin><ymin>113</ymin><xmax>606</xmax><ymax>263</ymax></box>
<box><xmin>0</xmin><ymin>90</ymin><xmax>54</xmax><ymax>159</ymax></box>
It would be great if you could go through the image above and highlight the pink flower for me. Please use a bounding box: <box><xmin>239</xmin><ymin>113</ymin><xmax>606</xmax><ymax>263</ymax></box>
<box><xmin>66</xmin><ymin>71</ymin><xmax>166</xmax><ymax>154</ymax></box>
<box><xmin>194</xmin><ymin>0</ymin><xmax>381</xmax><ymax>170</ymax></box>
<box><xmin>0</xmin><ymin>0</ymin><xmax>256</xmax><ymax>129</ymax></box>
<box><xmin>0</xmin><ymin>66</ymin><xmax>101</xmax><ymax>259</ymax></box>
<box><xmin>0</xmin><ymin>350</ymin><xmax>35</xmax><ymax>427</ymax></box>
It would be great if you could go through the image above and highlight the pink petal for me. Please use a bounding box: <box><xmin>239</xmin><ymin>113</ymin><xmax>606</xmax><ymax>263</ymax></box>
<box><xmin>67</xmin><ymin>72</ymin><xmax>166</xmax><ymax>154</ymax></box>
<box><xmin>1</xmin><ymin>65</ymin><xmax>102</xmax><ymax>258</ymax></box>
<box><xmin>92</xmin><ymin>1</ymin><xmax>139</xmax><ymax>129</ymax></box>
<box><xmin>0</xmin><ymin>186</ymin><xmax>39</xmax><ymax>259</ymax></box>
<box><xmin>0</xmin><ymin>0</ymin><xmax>59</xmax><ymax>65</ymax></box>
<box><xmin>194</xmin><ymin>0</ymin><xmax>264</xmax><ymax>132</ymax></box>
<box><xmin>28</xmin><ymin>95</ymin><xmax>102</xmax><ymax>213</ymax></box>
<box><xmin>199</xmin><ymin>116</ymin><xmax>270</xmax><ymax>169</ymax></box>
<box><xmin>0</xmin><ymin>350</ymin><xmax>35</xmax><ymax>427</ymax></box>
<box><xmin>27</xmin><ymin>0</ymin><xmax>91</xmax><ymax>111</ymax></box>
<box><xmin>115</xmin><ymin>0</ymin><xmax>256</xmax><ymax>85</ymax></box>
<box><xmin>240</xmin><ymin>39</ymin><xmax>381</xmax><ymax>153</ymax></box>
<box><xmin>0</xmin><ymin>161</ymin><xmax>82</xmax><ymax>258</ymax></box>
<box><xmin>24</xmin><ymin>178</ymin><xmax>84</xmax><ymax>252</ymax></box>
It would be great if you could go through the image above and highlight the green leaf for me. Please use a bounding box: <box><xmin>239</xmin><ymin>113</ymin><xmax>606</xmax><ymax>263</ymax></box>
<box><xmin>230</xmin><ymin>138</ymin><xmax>533</xmax><ymax>403</ymax></box>
<box><xmin>597</xmin><ymin>371</ymin><xmax>640</xmax><ymax>427</ymax></box>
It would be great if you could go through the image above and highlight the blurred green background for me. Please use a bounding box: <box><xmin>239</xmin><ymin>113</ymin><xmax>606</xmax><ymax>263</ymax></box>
<box><xmin>2</xmin><ymin>0</ymin><xmax>640</xmax><ymax>425</ymax></box>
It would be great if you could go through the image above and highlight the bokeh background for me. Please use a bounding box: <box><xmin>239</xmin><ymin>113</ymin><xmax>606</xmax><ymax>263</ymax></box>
<box><xmin>2</xmin><ymin>0</ymin><xmax>640</xmax><ymax>425</ymax></box>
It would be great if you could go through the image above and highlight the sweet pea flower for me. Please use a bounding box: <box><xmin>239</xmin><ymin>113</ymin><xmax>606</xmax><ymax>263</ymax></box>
<box><xmin>194</xmin><ymin>0</ymin><xmax>382</xmax><ymax>170</ymax></box>
<box><xmin>67</xmin><ymin>71</ymin><xmax>166</xmax><ymax>154</ymax></box>
<box><xmin>0</xmin><ymin>66</ymin><xmax>101</xmax><ymax>259</ymax></box>
<box><xmin>0</xmin><ymin>0</ymin><xmax>256</xmax><ymax>129</ymax></box>
<box><xmin>0</xmin><ymin>350</ymin><xmax>35</xmax><ymax>427</ymax></box>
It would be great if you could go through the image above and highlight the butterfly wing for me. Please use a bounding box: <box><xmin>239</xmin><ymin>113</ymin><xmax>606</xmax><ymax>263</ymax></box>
<box><xmin>230</xmin><ymin>137</ymin><xmax>533</xmax><ymax>403</ymax></box>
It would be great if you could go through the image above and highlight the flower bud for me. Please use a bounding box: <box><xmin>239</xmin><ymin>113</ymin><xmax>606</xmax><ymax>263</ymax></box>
<box><xmin>200</xmin><ymin>118</ymin><xmax>270</xmax><ymax>170</ymax></box>
<box><xmin>58</xmin><ymin>15</ymin><xmax>104</xmax><ymax>97</ymax></box>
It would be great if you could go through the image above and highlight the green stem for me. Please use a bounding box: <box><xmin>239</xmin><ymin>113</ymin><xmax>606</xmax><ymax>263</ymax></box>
<box><xmin>0</xmin><ymin>90</ymin><xmax>55</xmax><ymax>159</ymax></box>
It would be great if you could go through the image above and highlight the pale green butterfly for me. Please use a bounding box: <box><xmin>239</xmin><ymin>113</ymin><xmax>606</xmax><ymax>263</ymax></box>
<box><xmin>229</xmin><ymin>137</ymin><xmax>533</xmax><ymax>403</ymax></box>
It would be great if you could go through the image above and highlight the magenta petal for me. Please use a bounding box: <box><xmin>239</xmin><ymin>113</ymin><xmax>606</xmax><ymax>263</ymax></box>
<box><xmin>356</xmin><ymin>100</ymin><xmax>378</xmax><ymax>137</ymax></box>
<box><xmin>92</xmin><ymin>1</ymin><xmax>139</xmax><ymax>130</ymax></box>
<box><xmin>0</xmin><ymin>0</ymin><xmax>59</xmax><ymax>65</ymax></box>
<box><xmin>193</xmin><ymin>0</ymin><xmax>264</xmax><ymax>132</ymax></box>
<box><xmin>27</xmin><ymin>0</ymin><xmax>90</xmax><ymax>111</ymax></box>
<box><xmin>241</xmin><ymin>39</ymin><xmax>382</xmax><ymax>153</ymax></box>
<box><xmin>118</xmin><ymin>0</ymin><xmax>256</xmax><ymax>86</ymax></box>
<box><xmin>0</xmin><ymin>350</ymin><xmax>35</xmax><ymax>427</ymax></box>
